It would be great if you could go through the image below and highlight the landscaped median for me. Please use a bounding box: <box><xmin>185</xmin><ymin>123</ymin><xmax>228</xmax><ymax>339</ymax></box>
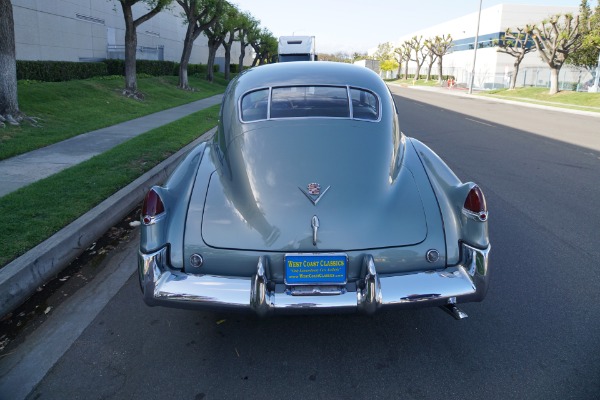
<box><xmin>388</xmin><ymin>79</ymin><xmax>600</xmax><ymax>113</ymax></box>
<box><xmin>1</xmin><ymin>75</ymin><xmax>227</xmax><ymax>160</ymax></box>
<box><xmin>0</xmin><ymin>105</ymin><xmax>220</xmax><ymax>316</ymax></box>
<box><xmin>480</xmin><ymin>87</ymin><xmax>600</xmax><ymax>113</ymax></box>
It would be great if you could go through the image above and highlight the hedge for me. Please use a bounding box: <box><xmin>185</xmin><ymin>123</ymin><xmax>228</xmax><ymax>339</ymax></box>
<box><xmin>16</xmin><ymin>61</ymin><xmax>108</xmax><ymax>82</ymax></box>
<box><xmin>105</xmin><ymin>59</ymin><xmax>218</xmax><ymax>77</ymax></box>
<box><xmin>17</xmin><ymin>60</ymin><xmax>221</xmax><ymax>82</ymax></box>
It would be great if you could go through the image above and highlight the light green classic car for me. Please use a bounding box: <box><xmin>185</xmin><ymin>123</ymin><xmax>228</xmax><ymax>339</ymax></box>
<box><xmin>138</xmin><ymin>62</ymin><xmax>490</xmax><ymax>319</ymax></box>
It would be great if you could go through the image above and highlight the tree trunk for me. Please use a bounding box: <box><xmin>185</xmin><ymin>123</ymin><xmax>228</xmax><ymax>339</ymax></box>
<box><xmin>426</xmin><ymin>61</ymin><xmax>434</xmax><ymax>81</ymax></box>
<box><xmin>179</xmin><ymin>37</ymin><xmax>194</xmax><ymax>89</ymax></box>
<box><xmin>413</xmin><ymin>64</ymin><xmax>422</xmax><ymax>82</ymax></box>
<box><xmin>549</xmin><ymin>67</ymin><xmax>559</xmax><ymax>95</ymax></box>
<box><xmin>510</xmin><ymin>61</ymin><xmax>520</xmax><ymax>90</ymax></box>
<box><xmin>223</xmin><ymin>45</ymin><xmax>231</xmax><ymax>80</ymax></box>
<box><xmin>251</xmin><ymin>44</ymin><xmax>260</xmax><ymax>67</ymax></box>
<box><xmin>223</xmin><ymin>32</ymin><xmax>235</xmax><ymax>81</ymax></box>
<box><xmin>403</xmin><ymin>62</ymin><xmax>409</xmax><ymax>80</ymax></box>
<box><xmin>437</xmin><ymin>58</ymin><xmax>443</xmax><ymax>84</ymax></box>
<box><xmin>179</xmin><ymin>21</ymin><xmax>198</xmax><ymax>89</ymax></box>
<box><xmin>238</xmin><ymin>41</ymin><xmax>246</xmax><ymax>73</ymax></box>
<box><xmin>121</xmin><ymin>4</ymin><xmax>138</xmax><ymax>93</ymax></box>
<box><xmin>396</xmin><ymin>62</ymin><xmax>402</xmax><ymax>80</ymax></box>
<box><xmin>206</xmin><ymin>38</ymin><xmax>220</xmax><ymax>82</ymax></box>
<box><xmin>0</xmin><ymin>0</ymin><xmax>20</xmax><ymax>116</ymax></box>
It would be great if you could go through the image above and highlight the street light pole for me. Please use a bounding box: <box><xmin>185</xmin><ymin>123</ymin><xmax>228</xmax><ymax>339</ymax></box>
<box><xmin>593</xmin><ymin>50</ymin><xmax>600</xmax><ymax>92</ymax></box>
<box><xmin>468</xmin><ymin>0</ymin><xmax>483</xmax><ymax>94</ymax></box>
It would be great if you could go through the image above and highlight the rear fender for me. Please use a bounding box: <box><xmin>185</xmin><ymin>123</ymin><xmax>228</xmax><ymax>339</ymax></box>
<box><xmin>140</xmin><ymin>142</ymin><xmax>209</xmax><ymax>269</ymax></box>
<box><xmin>409</xmin><ymin>139</ymin><xmax>489</xmax><ymax>264</ymax></box>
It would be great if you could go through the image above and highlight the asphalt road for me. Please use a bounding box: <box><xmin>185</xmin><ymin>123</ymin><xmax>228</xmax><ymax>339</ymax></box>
<box><xmin>8</xmin><ymin>88</ymin><xmax>600</xmax><ymax>399</ymax></box>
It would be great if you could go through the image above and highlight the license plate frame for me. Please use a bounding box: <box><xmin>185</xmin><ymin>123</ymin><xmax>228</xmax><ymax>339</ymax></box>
<box><xmin>284</xmin><ymin>253</ymin><xmax>348</xmax><ymax>285</ymax></box>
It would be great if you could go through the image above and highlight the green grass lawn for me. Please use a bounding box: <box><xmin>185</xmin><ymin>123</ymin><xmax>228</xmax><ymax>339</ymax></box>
<box><xmin>481</xmin><ymin>87</ymin><xmax>600</xmax><ymax>111</ymax></box>
<box><xmin>0</xmin><ymin>105</ymin><xmax>220</xmax><ymax>268</ymax></box>
<box><xmin>387</xmin><ymin>79</ymin><xmax>600</xmax><ymax>112</ymax></box>
<box><xmin>388</xmin><ymin>78</ymin><xmax>445</xmax><ymax>87</ymax></box>
<box><xmin>1</xmin><ymin>74</ymin><xmax>228</xmax><ymax>161</ymax></box>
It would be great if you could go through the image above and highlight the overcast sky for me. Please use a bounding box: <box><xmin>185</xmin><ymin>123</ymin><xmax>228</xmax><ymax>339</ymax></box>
<box><xmin>232</xmin><ymin>0</ymin><xmax>595</xmax><ymax>54</ymax></box>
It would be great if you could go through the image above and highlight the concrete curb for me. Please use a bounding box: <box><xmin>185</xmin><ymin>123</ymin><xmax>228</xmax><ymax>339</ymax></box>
<box><xmin>388</xmin><ymin>83</ymin><xmax>600</xmax><ymax>118</ymax></box>
<box><xmin>0</xmin><ymin>128</ymin><xmax>216</xmax><ymax>318</ymax></box>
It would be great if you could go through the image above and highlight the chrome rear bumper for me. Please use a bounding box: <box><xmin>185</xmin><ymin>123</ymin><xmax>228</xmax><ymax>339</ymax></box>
<box><xmin>138</xmin><ymin>243</ymin><xmax>490</xmax><ymax>316</ymax></box>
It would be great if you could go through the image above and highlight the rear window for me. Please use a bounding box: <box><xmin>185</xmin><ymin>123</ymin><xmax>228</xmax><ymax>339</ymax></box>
<box><xmin>239</xmin><ymin>86</ymin><xmax>380</xmax><ymax>122</ymax></box>
<box><xmin>350</xmin><ymin>88</ymin><xmax>379</xmax><ymax>121</ymax></box>
<box><xmin>271</xmin><ymin>86</ymin><xmax>349</xmax><ymax>118</ymax></box>
<box><xmin>240</xmin><ymin>89</ymin><xmax>269</xmax><ymax>122</ymax></box>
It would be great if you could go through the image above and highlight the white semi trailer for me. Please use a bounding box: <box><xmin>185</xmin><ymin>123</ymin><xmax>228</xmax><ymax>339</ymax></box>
<box><xmin>278</xmin><ymin>36</ymin><xmax>316</xmax><ymax>62</ymax></box>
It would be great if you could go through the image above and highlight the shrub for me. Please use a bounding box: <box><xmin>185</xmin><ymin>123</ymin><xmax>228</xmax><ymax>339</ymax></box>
<box><xmin>16</xmin><ymin>59</ymin><xmax>220</xmax><ymax>82</ymax></box>
<box><xmin>104</xmin><ymin>59</ymin><xmax>125</xmax><ymax>76</ymax></box>
<box><xmin>137</xmin><ymin>60</ymin><xmax>177</xmax><ymax>76</ymax></box>
<box><xmin>17</xmin><ymin>61</ymin><xmax>108</xmax><ymax>82</ymax></box>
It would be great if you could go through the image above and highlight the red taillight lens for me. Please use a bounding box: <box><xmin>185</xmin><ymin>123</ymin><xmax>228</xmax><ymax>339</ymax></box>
<box><xmin>142</xmin><ymin>189</ymin><xmax>164</xmax><ymax>224</ymax></box>
<box><xmin>464</xmin><ymin>186</ymin><xmax>487</xmax><ymax>221</ymax></box>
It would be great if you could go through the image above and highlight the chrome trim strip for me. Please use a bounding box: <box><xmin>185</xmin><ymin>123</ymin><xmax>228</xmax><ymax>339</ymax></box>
<box><xmin>462</xmin><ymin>208</ymin><xmax>489</xmax><ymax>222</ymax></box>
<box><xmin>311</xmin><ymin>215</ymin><xmax>319</xmax><ymax>246</ymax></box>
<box><xmin>138</xmin><ymin>242</ymin><xmax>490</xmax><ymax>315</ymax></box>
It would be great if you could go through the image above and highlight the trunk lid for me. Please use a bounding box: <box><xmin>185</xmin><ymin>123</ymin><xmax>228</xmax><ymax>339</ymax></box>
<box><xmin>196</xmin><ymin>120</ymin><xmax>428</xmax><ymax>252</ymax></box>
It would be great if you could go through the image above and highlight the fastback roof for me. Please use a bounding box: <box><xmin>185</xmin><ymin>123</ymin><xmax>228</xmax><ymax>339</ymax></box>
<box><xmin>231</xmin><ymin>61</ymin><xmax>389</xmax><ymax>99</ymax></box>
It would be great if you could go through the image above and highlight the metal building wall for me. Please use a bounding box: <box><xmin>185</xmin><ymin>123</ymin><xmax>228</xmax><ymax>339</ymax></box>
<box><xmin>12</xmin><ymin>0</ymin><xmax>254</xmax><ymax>68</ymax></box>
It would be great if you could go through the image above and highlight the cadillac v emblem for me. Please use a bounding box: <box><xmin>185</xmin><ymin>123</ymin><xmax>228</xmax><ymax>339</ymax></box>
<box><xmin>307</xmin><ymin>183</ymin><xmax>320</xmax><ymax>195</ymax></box>
<box><xmin>299</xmin><ymin>182</ymin><xmax>330</xmax><ymax>206</ymax></box>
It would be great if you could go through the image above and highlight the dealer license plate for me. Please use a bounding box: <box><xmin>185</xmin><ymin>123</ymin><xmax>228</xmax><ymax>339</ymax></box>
<box><xmin>284</xmin><ymin>253</ymin><xmax>347</xmax><ymax>285</ymax></box>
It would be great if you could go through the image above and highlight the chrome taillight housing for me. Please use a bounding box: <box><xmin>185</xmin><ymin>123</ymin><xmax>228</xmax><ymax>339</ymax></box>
<box><xmin>463</xmin><ymin>185</ymin><xmax>488</xmax><ymax>222</ymax></box>
<box><xmin>142</xmin><ymin>188</ymin><xmax>165</xmax><ymax>225</ymax></box>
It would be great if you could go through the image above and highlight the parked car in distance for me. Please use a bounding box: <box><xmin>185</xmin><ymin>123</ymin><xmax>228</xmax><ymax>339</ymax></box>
<box><xmin>138</xmin><ymin>62</ymin><xmax>490</xmax><ymax>319</ymax></box>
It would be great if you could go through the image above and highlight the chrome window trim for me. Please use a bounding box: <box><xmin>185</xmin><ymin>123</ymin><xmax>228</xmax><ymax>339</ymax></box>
<box><xmin>346</xmin><ymin>86</ymin><xmax>354</xmax><ymax>118</ymax></box>
<box><xmin>348</xmin><ymin>85</ymin><xmax>382</xmax><ymax>122</ymax></box>
<box><xmin>238</xmin><ymin>87</ymin><xmax>270</xmax><ymax>123</ymax></box>
<box><xmin>238</xmin><ymin>85</ymin><xmax>382</xmax><ymax>124</ymax></box>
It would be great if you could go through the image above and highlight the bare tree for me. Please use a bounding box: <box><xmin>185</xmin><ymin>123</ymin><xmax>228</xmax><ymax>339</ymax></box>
<box><xmin>392</xmin><ymin>48</ymin><xmax>403</xmax><ymax>79</ymax></box>
<box><xmin>407</xmin><ymin>36</ymin><xmax>427</xmax><ymax>82</ymax></box>
<box><xmin>496</xmin><ymin>28</ymin><xmax>536</xmax><ymax>90</ymax></box>
<box><xmin>394</xmin><ymin>42</ymin><xmax>411</xmax><ymax>80</ymax></box>
<box><xmin>0</xmin><ymin>0</ymin><xmax>19</xmax><ymax>126</ymax></box>
<box><xmin>176</xmin><ymin>0</ymin><xmax>222</xmax><ymax>90</ymax></box>
<box><xmin>526</xmin><ymin>14</ymin><xmax>583</xmax><ymax>94</ymax></box>
<box><xmin>423</xmin><ymin>38</ymin><xmax>439</xmax><ymax>81</ymax></box>
<box><xmin>427</xmin><ymin>34</ymin><xmax>453</xmax><ymax>84</ymax></box>
<box><xmin>118</xmin><ymin>0</ymin><xmax>172</xmax><ymax>97</ymax></box>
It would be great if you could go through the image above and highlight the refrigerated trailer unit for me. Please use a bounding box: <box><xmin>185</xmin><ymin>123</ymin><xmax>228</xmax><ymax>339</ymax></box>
<box><xmin>278</xmin><ymin>36</ymin><xmax>316</xmax><ymax>62</ymax></box>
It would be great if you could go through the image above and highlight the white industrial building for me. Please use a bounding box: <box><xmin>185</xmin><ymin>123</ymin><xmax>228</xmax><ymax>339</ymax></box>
<box><xmin>12</xmin><ymin>0</ymin><xmax>254</xmax><ymax>70</ymax></box>
<box><xmin>379</xmin><ymin>3</ymin><xmax>593</xmax><ymax>90</ymax></box>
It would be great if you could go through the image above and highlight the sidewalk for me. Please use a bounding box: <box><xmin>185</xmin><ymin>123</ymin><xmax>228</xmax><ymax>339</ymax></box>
<box><xmin>0</xmin><ymin>94</ymin><xmax>223</xmax><ymax>198</ymax></box>
<box><xmin>0</xmin><ymin>94</ymin><xmax>222</xmax><ymax>317</ymax></box>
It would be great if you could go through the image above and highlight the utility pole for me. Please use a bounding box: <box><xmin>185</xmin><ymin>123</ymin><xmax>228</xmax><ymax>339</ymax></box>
<box><xmin>468</xmin><ymin>0</ymin><xmax>483</xmax><ymax>95</ymax></box>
